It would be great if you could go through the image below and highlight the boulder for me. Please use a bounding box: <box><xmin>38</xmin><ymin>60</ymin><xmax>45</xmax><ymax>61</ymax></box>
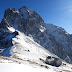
<box><xmin>45</xmin><ymin>56</ymin><xmax>62</xmax><ymax>67</ymax></box>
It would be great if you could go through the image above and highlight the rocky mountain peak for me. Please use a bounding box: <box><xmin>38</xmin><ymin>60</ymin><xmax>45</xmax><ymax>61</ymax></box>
<box><xmin>1</xmin><ymin>6</ymin><xmax>44</xmax><ymax>33</ymax></box>
<box><xmin>0</xmin><ymin>6</ymin><xmax>72</xmax><ymax>64</ymax></box>
<box><xmin>20</xmin><ymin>6</ymin><xmax>29</xmax><ymax>11</ymax></box>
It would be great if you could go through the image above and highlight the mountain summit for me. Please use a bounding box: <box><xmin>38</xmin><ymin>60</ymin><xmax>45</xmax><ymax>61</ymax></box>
<box><xmin>0</xmin><ymin>6</ymin><xmax>72</xmax><ymax>64</ymax></box>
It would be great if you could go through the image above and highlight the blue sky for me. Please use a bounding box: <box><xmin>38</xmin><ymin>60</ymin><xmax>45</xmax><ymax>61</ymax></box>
<box><xmin>0</xmin><ymin>0</ymin><xmax>72</xmax><ymax>34</ymax></box>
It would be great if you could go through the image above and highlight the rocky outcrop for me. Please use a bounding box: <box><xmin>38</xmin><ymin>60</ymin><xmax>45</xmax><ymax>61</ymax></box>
<box><xmin>45</xmin><ymin>56</ymin><xmax>62</xmax><ymax>67</ymax></box>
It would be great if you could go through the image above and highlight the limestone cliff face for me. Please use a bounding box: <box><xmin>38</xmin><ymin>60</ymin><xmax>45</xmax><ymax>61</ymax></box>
<box><xmin>0</xmin><ymin>6</ymin><xmax>72</xmax><ymax>63</ymax></box>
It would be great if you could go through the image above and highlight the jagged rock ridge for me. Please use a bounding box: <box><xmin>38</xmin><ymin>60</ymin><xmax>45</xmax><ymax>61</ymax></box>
<box><xmin>0</xmin><ymin>6</ymin><xmax>72</xmax><ymax>63</ymax></box>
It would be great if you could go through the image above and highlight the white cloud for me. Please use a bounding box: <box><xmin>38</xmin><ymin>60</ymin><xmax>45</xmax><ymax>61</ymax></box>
<box><xmin>64</xmin><ymin>5</ymin><xmax>72</xmax><ymax>15</ymax></box>
<box><xmin>66</xmin><ymin>9</ymin><xmax>72</xmax><ymax>13</ymax></box>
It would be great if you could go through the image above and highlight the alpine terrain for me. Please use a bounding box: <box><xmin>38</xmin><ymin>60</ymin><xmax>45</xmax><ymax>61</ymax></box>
<box><xmin>0</xmin><ymin>6</ymin><xmax>72</xmax><ymax>72</ymax></box>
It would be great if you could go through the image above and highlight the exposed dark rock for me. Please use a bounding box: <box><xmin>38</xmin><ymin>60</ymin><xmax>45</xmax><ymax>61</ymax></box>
<box><xmin>13</xmin><ymin>31</ymin><xmax>19</xmax><ymax>36</ymax></box>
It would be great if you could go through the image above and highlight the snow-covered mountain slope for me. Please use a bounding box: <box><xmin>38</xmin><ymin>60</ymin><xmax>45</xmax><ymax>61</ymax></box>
<box><xmin>0</xmin><ymin>27</ymin><xmax>72</xmax><ymax>72</ymax></box>
<box><xmin>1</xmin><ymin>6</ymin><xmax>72</xmax><ymax>64</ymax></box>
